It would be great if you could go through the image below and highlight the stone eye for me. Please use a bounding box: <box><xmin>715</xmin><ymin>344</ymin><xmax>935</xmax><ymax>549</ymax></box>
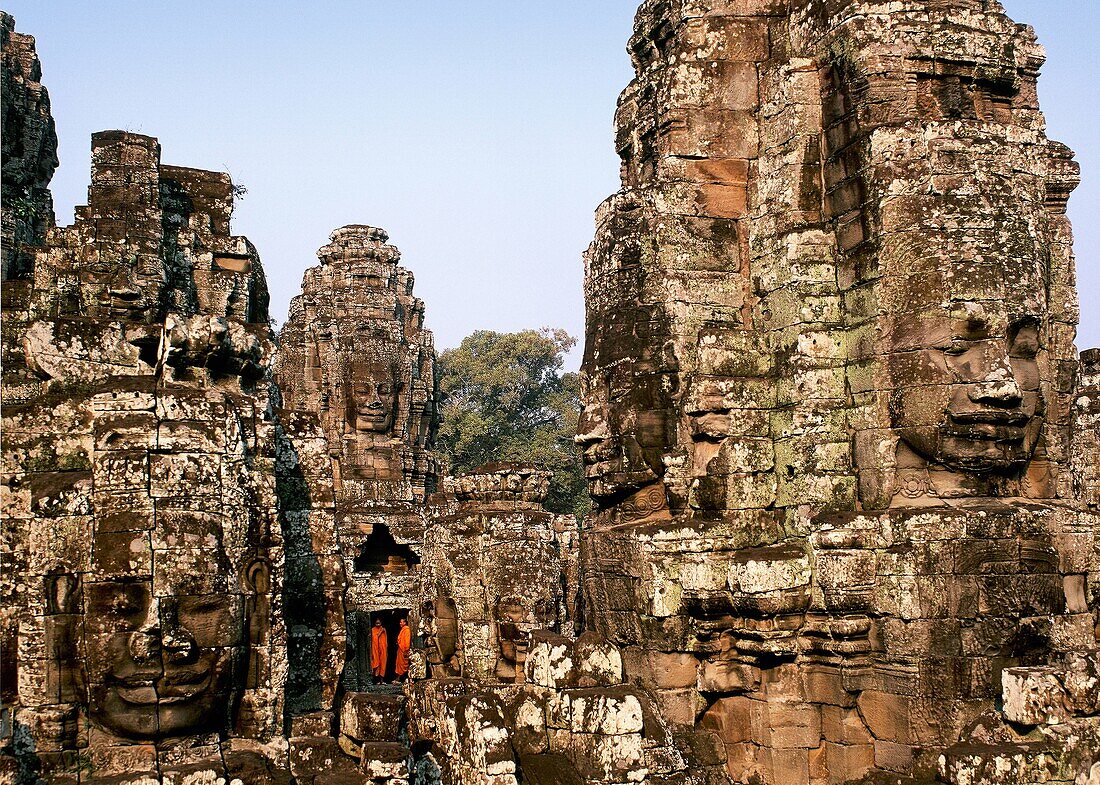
<box><xmin>940</xmin><ymin>340</ymin><xmax>970</xmax><ymax>356</ymax></box>
<box><xmin>1009</xmin><ymin>342</ymin><xmax>1039</xmax><ymax>360</ymax></box>
<box><xmin>181</xmin><ymin>597</ymin><xmax>223</xmax><ymax>616</ymax></box>
<box><xmin>1009</xmin><ymin>323</ymin><xmax>1040</xmax><ymax>359</ymax></box>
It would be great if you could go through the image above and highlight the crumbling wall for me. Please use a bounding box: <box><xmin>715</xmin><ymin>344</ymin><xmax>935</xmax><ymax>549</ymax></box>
<box><xmin>418</xmin><ymin>464</ymin><xmax>578</xmax><ymax>683</ymax></box>
<box><xmin>277</xmin><ymin>225</ymin><xmax>440</xmax><ymax>701</ymax></box>
<box><xmin>0</xmin><ymin>10</ymin><xmax>57</xmax><ymax>281</ymax></box>
<box><xmin>1073</xmin><ymin>349</ymin><xmax>1100</xmax><ymax>510</ymax></box>
<box><xmin>277</xmin><ymin>224</ymin><xmax>437</xmax><ymax>505</ymax></box>
<box><xmin>3</xmin><ymin>5</ymin><xmax>1098</xmax><ymax>785</ymax></box>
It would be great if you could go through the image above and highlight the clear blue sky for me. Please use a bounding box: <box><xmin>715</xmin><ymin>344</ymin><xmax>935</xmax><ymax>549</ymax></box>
<box><xmin>5</xmin><ymin>1</ymin><xmax>1098</xmax><ymax>363</ymax></box>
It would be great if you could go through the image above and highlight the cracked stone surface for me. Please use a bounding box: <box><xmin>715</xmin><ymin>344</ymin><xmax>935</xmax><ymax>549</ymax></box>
<box><xmin>577</xmin><ymin>1</ymin><xmax>1100</xmax><ymax>783</ymax></box>
<box><xmin>2</xmin><ymin>3</ymin><xmax>1098</xmax><ymax>785</ymax></box>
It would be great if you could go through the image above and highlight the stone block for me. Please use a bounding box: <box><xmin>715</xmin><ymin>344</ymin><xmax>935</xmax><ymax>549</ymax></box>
<box><xmin>1061</xmin><ymin>651</ymin><xmax>1100</xmax><ymax>714</ymax></box>
<box><xmin>700</xmin><ymin>696</ymin><xmax>753</xmax><ymax>744</ymax></box>
<box><xmin>359</xmin><ymin>742</ymin><xmax>409</xmax><ymax>779</ymax></box>
<box><xmin>290</xmin><ymin>736</ymin><xmax>353</xmax><ymax>781</ymax></box>
<box><xmin>340</xmin><ymin>691</ymin><xmax>405</xmax><ymax>743</ymax></box>
<box><xmin>291</xmin><ymin>711</ymin><xmax>334</xmax><ymax>738</ymax></box>
<box><xmin>856</xmin><ymin>691</ymin><xmax>910</xmax><ymax>743</ymax></box>
<box><xmin>648</xmin><ymin>651</ymin><xmax>699</xmax><ymax>688</ymax></box>
<box><xmin>557</xmin><ymin>686</ymin><xmax>645</xmax><ymax>735</ymax></box>
<box><xmin>698</xmin><ymin>659</ymin><xmax>760</xmax><ymax>692</ymax></box>
<box><xmin>572</xmin><ymin>632</ymin><xmax>624</xmax><ymax>687</ymax></box>
<box><xmin>820</xmin><ymin>706</ymin><xmax>871</xmax><ymax>746</ymax></box>
<box><xmin>764</xmin><ymin>747</ymin><xmax>809</xmax><ymax>785</ymax></box>
<box><xmin>872</xmin><ymin>740</ymin><xmax>914</xmax><ymax>773</ymax></box>
<box><xmin>803</xmin><ymin>667</ymin><xmax>857</xmax><ymax>708</ymax></box>
<box><xmin>1001</xmin><ymin>667</ymin><xmax>1070</xmax><ymax>726</ymax></box>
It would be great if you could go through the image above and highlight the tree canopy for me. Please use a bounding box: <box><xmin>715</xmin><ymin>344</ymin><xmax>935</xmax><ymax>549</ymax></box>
<box><xmin>436</xmin><ymin>328</ymin><xmax>589</xmax><ymax>518</ymax></box>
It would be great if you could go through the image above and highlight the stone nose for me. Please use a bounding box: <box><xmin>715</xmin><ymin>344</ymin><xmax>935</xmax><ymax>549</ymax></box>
<box><xmin>128</xmin><ymin>601</ymin><xmax>162</xmax><ymax>663</ymax></box>
<box><xmin>968</xmin><ymin>350</ymin><xmax>1023</xmax><ymax>407</ymax></box>
<box><xmin>162</xmin><ymin>629</ymin><xmax>198</xmax><ymax>664</ymax></box>
<box><xmin>574</xmin><ymin>411</ymin><xmax>610</xmax><ymax>447</ymax></box>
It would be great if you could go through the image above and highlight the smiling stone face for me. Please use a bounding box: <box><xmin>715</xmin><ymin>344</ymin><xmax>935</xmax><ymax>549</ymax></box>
<box><xmin>346</xmin><ymin>362</ymin><xmax>398</xmax><ymax>434</ymax></box>
<box><xmin>575</xmin><ymin>370</ymin><xmax>670</xmax><ymax>505</ymax></box>
<box><xmin>82</xmin><ymin>514</ymin><xmax>245</xmax><ymax>740</ymax></box>
<box><xmin>887</xmin><ymin>301</ymin><xmax>1044</xmax><ymax>473</ymax></box>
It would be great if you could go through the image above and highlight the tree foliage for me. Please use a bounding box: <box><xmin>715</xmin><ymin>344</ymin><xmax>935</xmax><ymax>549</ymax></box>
<box><xmin>436</xmin><ymin>328</ymin><xmax>589</xmax><ymax>518</ymax></box>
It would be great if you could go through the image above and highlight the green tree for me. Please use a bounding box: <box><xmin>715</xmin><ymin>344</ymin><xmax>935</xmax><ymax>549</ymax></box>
<box><xmin>436</xmin><ymin>328</ymin><xmax>589</xmax><ymax>518</ymax></box>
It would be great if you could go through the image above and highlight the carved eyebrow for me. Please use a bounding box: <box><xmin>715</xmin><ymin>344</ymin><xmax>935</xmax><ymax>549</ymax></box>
<box><xmin>1009</xmin><ymin>316</ymin><xmax>1040</xmax><ymax>331</ymax></box>
<box><xmin>87</xmin><ymin>576</ymin><xmax>149</xmax><ymax>588</ymax></box>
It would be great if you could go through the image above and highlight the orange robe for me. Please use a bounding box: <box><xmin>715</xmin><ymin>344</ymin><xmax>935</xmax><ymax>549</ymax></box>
<box><xmin>395</xmin><ymin>625</ymin><xmax>412</xmax><ymax>676</ymax></box>
<box><xmin>371</xmin><ymin>626</ymin><xmax>388</xmax><ymax>677</ymax></box>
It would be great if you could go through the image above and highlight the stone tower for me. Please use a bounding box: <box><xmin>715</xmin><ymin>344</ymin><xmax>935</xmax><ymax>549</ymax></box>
<box><xmin>0</xmin><ymin>19</ymin><xmax>346</xmax><ymax>781</ymax></box>
<box><xmin>578</xmin><ymin>1</ymin><xmax>1099</xmax><ymax>782</ymax></box>
<box><xmin>278</xmin><ymin>224</ymin><xmax>437</xmax><ymax>505</ymax></box>
<box><xmin>277</xmin><ymin>225</ymin><xmax>439</xmax><ymax>692</ymax></box>
<box><xmin>0</xmin><ymin>11</ymin><xmax>57</xmax><ymax>281</ymax></box>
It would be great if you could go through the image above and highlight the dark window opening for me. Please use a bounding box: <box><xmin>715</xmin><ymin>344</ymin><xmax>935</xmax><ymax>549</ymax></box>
<box><xmin>352</xmin><ymin>524</ymin><xmax>420</xmax><ymax>573</ymax></box>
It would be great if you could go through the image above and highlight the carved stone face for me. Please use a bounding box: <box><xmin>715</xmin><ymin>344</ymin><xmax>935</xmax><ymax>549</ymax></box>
<box><xmin>77</xmin><ymin>262</ymin><xmax>153</xmax><ymax>322</ymax></box>
<box><xmin>575</xmin><ymin>371</ymin><xmax>670</xmax><ymax>504</ymax></box>
<box><xmin>424</xmin><ymin>598</ymin><xmax>459</xmax><ymax>676</ymax></box>
<box><xmin>346</xmin><ymin>362</ymin><xmax>397</xmax><ymax>434</ymax></box>
<box><xmin>494</xmin><ymin>597</ymin><xmax>529</xmax><ymax>665</ymax></box>
<box><xmin>887</xmin><ymin>301</ymin><xmax>1044</xmax><ymax>473</ymax></box>
<box><xmin>82</xmin><ymin>515</ymin><xmax>244</xmax><ymax>740</ymax></box>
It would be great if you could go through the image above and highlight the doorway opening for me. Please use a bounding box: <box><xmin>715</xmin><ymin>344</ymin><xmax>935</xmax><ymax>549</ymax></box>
<box><xmin>367</xmin><ymin>608</ymin><xmax>410</xmax><ymax>684</ymax></box>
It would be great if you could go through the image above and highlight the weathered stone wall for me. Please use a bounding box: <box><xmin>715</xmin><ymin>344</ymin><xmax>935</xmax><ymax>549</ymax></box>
<box><xmin>419</xmin><ymin>464</ymin><xmax>579</xmax><ymax>683</ymax></box>
<box><xmin>0</xmin><ymin>11</ymin><xmax>57</xmax><ymax>282</ymax></box>
<box><xmin>4</xmin><ymin>5</ymin><xmax>1098</xmax><ymax>785</ymax></box>
<box><xmin>1073</xmin><ymin>349</ymin><xmax>1100</xmax><ymax>510</ymax></box>
<box><xmin>578</xmin><ymin>1</ymin><xmax>1100</xmax><ymax>783</ymax></box>
<box><xmin>278</xmin><ymin>225</ymin><xmax>437</xmax><ymax>505</ymax></box>
<box><xmin>0</xmin><ymin>18</ymin><xmax>345</xmax><ymax>780</ymax></box>
<box><xmin>277</xmin><ymin>225</ymin><xmax>440</xmax><ymax>701</ymax></box>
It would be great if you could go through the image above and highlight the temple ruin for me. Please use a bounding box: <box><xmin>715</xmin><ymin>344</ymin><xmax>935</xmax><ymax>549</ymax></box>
<box><xmin>1</xmin><ymin>2</ymin><xmax>1098</xmax><ymax>784</ymax></box>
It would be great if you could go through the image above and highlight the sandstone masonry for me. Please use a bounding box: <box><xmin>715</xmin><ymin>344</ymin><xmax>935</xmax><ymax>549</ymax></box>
<box><xmin>1</xmin><ymin>4</ymin><xmax>1098</xmax><ymax>785</ymax></box>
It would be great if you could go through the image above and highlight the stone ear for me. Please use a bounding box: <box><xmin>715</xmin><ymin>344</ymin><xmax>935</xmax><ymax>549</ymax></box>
<box><xmin>45</xmin><ymin>571</ymin><xmax>80</xmax><ymax>615</ymax></box>
<box><xmin>242</xmin><ymin>559</ymin><xmax>271</xmax><ymax>594</ymax></box>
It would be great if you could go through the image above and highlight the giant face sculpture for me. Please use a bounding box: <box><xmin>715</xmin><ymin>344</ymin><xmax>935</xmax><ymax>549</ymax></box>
<box><xmin>577</xmin><ymin>201</ymin><xmax>678</xmax><ymax>514</ymax></box>
<box><xmin>871</xmin><ymin>126</ymin><xmax>1057</xmax><ymax>483</ymax></box>
<box><xmin>345</xmin><ymin>360</ymin><xmax>398</xmax><ymax>434</ymax></box>
<box><xmin>80</xmin><ymin>512</ymin><xmax>251</xmax><ymax>739</ymax></box>
<box><xmin>887</xmin><ymin>300</ymin><xmax>1044</xmax><ymax>474</ymax></box>
<box><xmin>575</xmin><ymin>356</ymin><xmax>675</xmax><ymax>514</ymax></box>
<box><xmin>493</xmin><ymin>596</ymin><xmax>555</xmax><ymax>682</ymax></box>
<box><xmin>70</xmin><ymin>254</ymin><xmax>159</xmax><ymax>323</ymax></box>
<box><xmin>576</xmin><ymin>374</ymin><xmax>660</xmax><ymax>500</ymax></box>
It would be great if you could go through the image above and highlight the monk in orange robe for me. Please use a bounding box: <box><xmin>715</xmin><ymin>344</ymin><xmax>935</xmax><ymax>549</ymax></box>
<box><xmin>370</xmin><ymin>618</ymin><xmax>388</xmax><ymax>682</ymax></box>
<box><xmin>395</xmin><ymin>617</ymin><xmax>412</xmax><ymax>680</ymax></box>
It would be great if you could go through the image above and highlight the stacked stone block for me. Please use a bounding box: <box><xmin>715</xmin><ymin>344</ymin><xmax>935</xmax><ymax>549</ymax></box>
<box><xmin>1</xmin><ymin>17</ymin><xmax>346</xmax><ymax>780</ymax></box>
<box><xmin>0</xmin><ymin>11</ymin><xmax>57</xmax><ymax>281</ymax></box>
<box><xmin>578</xmin><ymin>1</ymin><xmax>1100</xmax><ymax>783</ymax></box>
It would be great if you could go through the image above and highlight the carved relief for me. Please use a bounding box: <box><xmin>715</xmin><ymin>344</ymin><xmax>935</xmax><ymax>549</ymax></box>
<box><xmin>577</xmin><ymin>2</ymin><xmax>1099</xmax><ymax>782</ymax></box>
